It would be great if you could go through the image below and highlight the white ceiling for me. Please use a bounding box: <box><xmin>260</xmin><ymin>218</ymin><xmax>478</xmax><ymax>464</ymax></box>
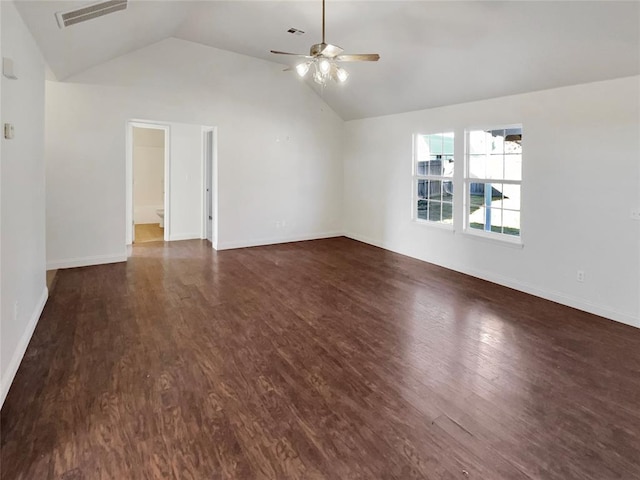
<box><xmin>15</xmin><ymin>0</ymin><xmax>640</xmax><ymax>120</ymax></box>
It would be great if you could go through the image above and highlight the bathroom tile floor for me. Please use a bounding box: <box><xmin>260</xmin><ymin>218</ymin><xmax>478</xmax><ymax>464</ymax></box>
<box><xmin>134</xmin><ymin>223</ymin><xmax>164</xmax><ymax>243</ymax></box>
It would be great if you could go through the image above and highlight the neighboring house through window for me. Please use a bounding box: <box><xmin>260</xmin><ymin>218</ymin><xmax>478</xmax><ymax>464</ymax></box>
<box><xmin>414</xmin><ymin>132</ymin><xmax>454</xmax><ymax>225</ymax></box>
<box><xmin>465</xmin><ymin>126</ymin><xmax>522</xmax><ymax>240</ymax></box>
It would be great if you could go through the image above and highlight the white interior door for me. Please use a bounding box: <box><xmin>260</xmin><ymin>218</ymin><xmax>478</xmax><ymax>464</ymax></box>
<box><xmin>205</xmin><ymin>130</ymin><xmax>213</xmax><ymax>242</ymax></box>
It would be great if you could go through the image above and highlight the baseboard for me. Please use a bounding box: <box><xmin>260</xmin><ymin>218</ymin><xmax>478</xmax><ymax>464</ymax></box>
<box><xmin>0</xmin><ymin>286</ymin><xmax>48</xmax><ymax>408</ymax></box>
<box><xmin>216</xmin><ymin>231</ymin><xmax>344</xmax><ymax>251</ymax></box>
<box><xmin>344</xmin><ymin>232</ymin><xmax>386</xmax><ymax>249</ymax></box>
<box><xmin>344</xmin><ymin>232</ymin><xmax>639</xmax><ymax>329</ymax></box>
<box><xmin>169</xmin><ymin>233</ymin><xmax>202</xmax><ymax>241</ymax></box>
<box><xmin>461</xmin><ymin>267</ymin><xmax>638</xmax><ymax>328</ymax></box>
<box><xmin>46</xmin><ymin>252</ymin><xmax>127</xmax><ymax>270</ymax></box>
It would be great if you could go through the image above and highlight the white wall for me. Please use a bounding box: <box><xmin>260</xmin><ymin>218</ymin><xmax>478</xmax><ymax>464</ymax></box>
<box><xmin>0</xmin><ymin>1</ymin><xmax>47</xmax><ymax>406</ymax></box>
<box><xmin>344</xmin><ymin>76</ymin><xmax>640</xmax><ymax>327</ymax></box>
<box><xmin>45</xmin><ymin>37</ymin><xmax>344</xmax><ymax>265</ymax></box>
<box><xmin>167</xmin><ymin>122</ymin><xmax>203</xmax><ymax>241</ymax></box>
<box><xmin>133</xmin><ymin>127</ymin><xmax>164</xmax><ymax>225</ymax></box>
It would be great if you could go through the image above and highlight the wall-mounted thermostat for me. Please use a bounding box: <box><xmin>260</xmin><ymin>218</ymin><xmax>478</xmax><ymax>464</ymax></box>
<box><xmin>4</xmin><ymin>123</ymin><xmax>15</xmax><ymax>139</ymax></box>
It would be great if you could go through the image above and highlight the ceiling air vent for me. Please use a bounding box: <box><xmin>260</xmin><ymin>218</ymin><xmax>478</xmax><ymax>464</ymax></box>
<box><xmin>55</xmin><ymin>0</ymin><xmax>128</xmax><ymax>29</ymax></box>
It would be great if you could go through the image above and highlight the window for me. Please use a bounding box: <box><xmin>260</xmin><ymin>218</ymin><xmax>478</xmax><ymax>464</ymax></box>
<box><xmin>465</xmin><ymin>127</ymin><xmax>522</xmax><ymax>239</ymax></box>
<box><xmin>413</xmin><ymin>133</ymin><xmax>454</xmax><ymax>225</ymax></box>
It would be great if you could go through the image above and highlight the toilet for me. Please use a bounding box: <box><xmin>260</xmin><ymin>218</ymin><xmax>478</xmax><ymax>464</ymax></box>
<box><xmin>156</xmin><ymin>208</ymin><xmax>165</xmax><ymax>228</ymax></box>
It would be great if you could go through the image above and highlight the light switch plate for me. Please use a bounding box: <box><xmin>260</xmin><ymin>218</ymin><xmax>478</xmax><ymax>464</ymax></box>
<box><xmin>2</xmin><ymin>58</ymin><xmax>17</xmax><ymax>80</ymax></box>
<box><xmin>4</xmin><ymin>123</ymin><xmax>14</xmax><ymax>139</ymax></box>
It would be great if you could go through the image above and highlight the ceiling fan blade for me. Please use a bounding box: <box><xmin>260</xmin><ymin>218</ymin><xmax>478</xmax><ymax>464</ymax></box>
<box><xmin>270</xmin><ymin>50</ymin><xmax>313</xmax><ymax>58</ymax></box>
<box><xmin>320</xmin><ymin>43</ymin><xmax>343</xmax><ymax>58</ymax></box>
<box><xmin>335</xmin><ymin>54</ymin><xmax>380</xmax><ymax>62</ymax></box>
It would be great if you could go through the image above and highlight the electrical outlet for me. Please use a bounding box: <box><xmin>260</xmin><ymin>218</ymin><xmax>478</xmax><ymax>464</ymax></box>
<box><xmin>282</xmin><ymin>220</ymin><xmax>287</xmax><ymax>228</ymax></box>
<box><xmin>275</xmin><ymin>221</ymin><xmax>281</xmax><ymax>228</ymax></box>
<box><xmin>631</xmin><ymin>209</ymin><xmax>640</xmax><ymax>221</ymax></box>
<box><xmin>576</xmin><ymin>270</ymin><xmax>585</xmax><ymax>282</ymax></box>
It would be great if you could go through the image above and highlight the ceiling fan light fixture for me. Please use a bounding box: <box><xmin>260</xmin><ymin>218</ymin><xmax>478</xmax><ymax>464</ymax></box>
<box><xmin>318</xmin><ymin>58</ymin><xmax>331</xmax><ymax>75</ymax></box>
<box><xmin>335</xmin><ymin>66</ymin><xmax>349</xmax><ymax>83</ymax></box>
<box><xmin>313</xmin><ymin>69</ymin><xmax>326</xmax><ymax>85</ymax></box>
<box><xmin>296</xmin><ymin>62</ymin><xmax>310</xmax><ymax>77</ymax></box>
<box><xmin>271</xmin><ymin>0</ymin><xmax>378</xmax><ymax>87</ymax></box>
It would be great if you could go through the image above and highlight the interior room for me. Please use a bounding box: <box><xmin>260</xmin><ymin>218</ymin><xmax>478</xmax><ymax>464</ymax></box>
<box><xmin>1</xmin><ymin>1</ymin><xmax>639</xmax><ymax>479</ymax></box>
<box><xmin>132</xmin><ymin>126</ymin><xmax>165</xmax><ymax>243</ymax></box>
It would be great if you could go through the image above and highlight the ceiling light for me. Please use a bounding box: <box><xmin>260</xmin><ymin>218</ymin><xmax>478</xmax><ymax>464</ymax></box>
<box><xmin>318</xmin><ymin>58</ymin><xmax>331</xmax><ymax>75</ymax></box>
<box><xmin>335</xmin><ymin>67</ymin><xmax>349</xmax><ymax>83</ymax></box>
<box><xmin>295</xmin><ymin>58</ymin><xmax>349</xmax><ymax>87</ymax></box>
<box><xmin>272</xmin><ymin>0</ymin><xmax>379</xmax><ymax>88</ymax></box>
<box><xmin>296</xmin><ymin>62</ymin><xmax>310</xmax><ymax>77</ymax></box>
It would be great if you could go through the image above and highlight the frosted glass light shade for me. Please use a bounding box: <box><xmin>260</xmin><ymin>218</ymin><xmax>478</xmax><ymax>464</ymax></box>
<box><xmin>296</xmin><ymin>62</ymin><xmax>310</xmax><ymax>77</ymax></box>
<box><xmin>336</xmin><ymin>67</ymin><xmax>349</xmax><ymax>83</ymax></box>
<box><xmin>318</xmin><ymin>59</ymin><xmax>331</xmax><ymax>74</ymax></box>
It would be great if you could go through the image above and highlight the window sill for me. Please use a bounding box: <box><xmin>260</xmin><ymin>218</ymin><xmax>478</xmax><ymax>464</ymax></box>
<box><xmin>413</xmin><ymin>219</ymin><xmax>455</xmax><ymax>232</ymax></box>
<box><xmin>462</xmin><ymin>229</ymin><xmax>524</xmax><ymax>249</ymax></box>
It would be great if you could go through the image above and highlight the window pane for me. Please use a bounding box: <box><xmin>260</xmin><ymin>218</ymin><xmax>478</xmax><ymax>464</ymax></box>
<box><xmin>441</xmin><ymin>201</ymin><xmax>453</xmax><ymax>224</ymax></box>
<box><xmin>486</xmin><ymin>154</ymin><xmax>504</xmax><ymax>180</ymax></box>
<box><xmin>427</xmin><ymin>155</ymin><xmax>444</xmax><ymax>176</ymax></box>
<box><xmin>417</xmin><ymin>179</ymin><xmax>428</xmax><ymax>199</ymax></box>
<box><xmin>417</xmin><ymin>198</ymin><xmax>427</xmax><ymax>220</ymax></box>
<box><xmin>469</xmin><ymin>182</ymin><xmax>485</xmax><ymax>208</ymax></box>
<box><xmin>417</xmin><ymin>133</ymin><xmax>455</xmax><ymax>177</ymax></box>
<box><xmin>469</xmin><ymin>204</ymin><xmax>485</xmax><ymax>230</ymax></box>
<box><xmin>428</xmin><ymin>133</ymin><xmax>454</xmax><ymax>155</ymax></box>
<box><xmin>441</xmin><ymin>155</ymin><xmax>454</xmax><ymax>178</ymax></box>
<box><xmin>503</xmin><ymin>210</ymin><xmax>521</xmax><ymax>236</ymax></box>
<box><xmin>504</xmin><ymin>128</ymin><xmax>522</xmax><ymax>154</ymax></box>
<box><xmin>504</xmin><ymin>154</ymin><xmax>522</xmax><ymax>181</ymax></box>
<box><xmin>428</xmin><ymin>201</ymin><xmax>442</xmax><ymax>222</ymax></box>
<box><xmin>488</xmin><ymin>129</ymin><xmax>505</xmax><ymax>155</ymax></box>
<box><xmin>468</xmin><ymin>130</ymin><xmax>488</xmax><ymax>155</ymax></box>
<box><xmin>468</xmin><ymin>154</ymin><xmax>486</xmax><ymax>179</ymax></box>
<box><xmin>442</xmin><ymin>180</ymin><xmax>454</xmax><ymax>202</ymax></box>
<box><xmin>426</xmin><ymin>180</ymin><xmax>442</xmax><ymax>200</ymax></box>
<box><xmin>502</xmin><ymin>184</ymin><xmax>520</xmax><ymax>211</ymax></box>
<box><xmin>490</xmin><ymin>184</ymin><xmax>505</xmax><ymax>206</ymax></box>
<box><xmin>489</xmin><ymin>208</ymin><xmax>503</xmax><ymax>233</ymax></box>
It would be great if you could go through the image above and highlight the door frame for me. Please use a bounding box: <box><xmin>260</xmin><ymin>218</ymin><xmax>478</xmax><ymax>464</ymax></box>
<box><xmin>126</xmin><ymin>120</ymin><xmax>171</xmax><ymax>245</ymax></box>
<box><xmin>201</xmin><ymin>126</ymin><xmax>218</xmax><ymax>249</ymax></box>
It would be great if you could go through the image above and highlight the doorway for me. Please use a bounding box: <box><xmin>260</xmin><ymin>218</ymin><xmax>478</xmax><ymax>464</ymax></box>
<box><xmin>126</xmin><ymin>122</ymin><xmax>170</xmax><ymax>245</ymax></box>
<box><xmin>202</xmin><ymin>128</ymin><xmax>216</xmax><ymax>246</ymax></box>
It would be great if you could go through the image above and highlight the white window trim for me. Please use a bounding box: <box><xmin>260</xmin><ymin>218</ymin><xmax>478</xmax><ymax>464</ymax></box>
<box><xmin>412</xmin><ymin>132</ymin><xmax>455</xmax><ymax>229</ymax></box>
<box><xmin>463</xmin><ymin>125</ymin><xmax>524</xmax><ymax>245</ymax></box>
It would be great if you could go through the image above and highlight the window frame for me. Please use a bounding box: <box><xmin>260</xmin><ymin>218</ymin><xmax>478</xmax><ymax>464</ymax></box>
<box><xmin>463</xmin><ymin>125</ymin><xmax>523</xmax><ymax>245</ymax></box>
<box><xmin>412</xmin><ymin>132</ymin><xmax>455</xmax><ymax>228</ymax></box>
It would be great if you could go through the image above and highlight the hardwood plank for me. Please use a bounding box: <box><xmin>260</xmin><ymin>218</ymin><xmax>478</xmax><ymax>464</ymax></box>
<box><xmin>2</xmin><ymin>237</ymin><xmax>640</xmax><ymax>479</ymax></box>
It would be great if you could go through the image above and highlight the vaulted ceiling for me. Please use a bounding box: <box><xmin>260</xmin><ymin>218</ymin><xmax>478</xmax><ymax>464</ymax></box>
<box><xmin>14</xmin><ymin>0</ymin><xmax>640</xmax><ymax>120</ymax></box>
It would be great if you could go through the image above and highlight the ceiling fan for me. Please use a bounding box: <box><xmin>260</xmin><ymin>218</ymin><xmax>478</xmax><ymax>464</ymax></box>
<box><xmin>270</xmin><ymin>0</ymin><xmax>380</xmax><ymax>86</ymax></box>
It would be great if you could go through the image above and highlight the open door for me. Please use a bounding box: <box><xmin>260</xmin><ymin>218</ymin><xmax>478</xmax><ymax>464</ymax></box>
<box><xmin>204</xmin><ymin>129</ymin><xmax>214</xmax><ymax>243</ymax></box>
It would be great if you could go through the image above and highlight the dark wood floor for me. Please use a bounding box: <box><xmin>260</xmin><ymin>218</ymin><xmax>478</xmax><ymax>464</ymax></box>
<box><xmin>2</xmin><ymin>238</ymin><xmax>640</xmax><ymax>480</ymax></box>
